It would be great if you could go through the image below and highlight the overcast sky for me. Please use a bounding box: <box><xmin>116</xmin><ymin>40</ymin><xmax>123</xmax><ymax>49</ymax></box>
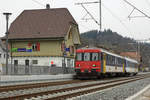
<box><xmin>0</xmin><ymin>0</ymin><xmax>150</xmax><ymax>40</ymax></box>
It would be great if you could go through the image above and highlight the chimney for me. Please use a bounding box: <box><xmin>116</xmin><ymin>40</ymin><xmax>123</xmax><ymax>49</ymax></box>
<box><xmin>46</xmin><ymin>4</ymin><xmax>50</xmax><ymax>9</ymax></box>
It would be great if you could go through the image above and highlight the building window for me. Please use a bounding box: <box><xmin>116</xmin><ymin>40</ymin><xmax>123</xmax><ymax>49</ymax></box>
<box><xmin>32</xmin><ymin>43</ymin><xmax>37</xmax><ymax>51</ymax></box>
<box><xmin>14</xmin><ymin>60</ymin><xmax>18</xmax><ymax>66</ymax></box>
<box><xmin>32</xmin><ymin>60</ymin><xmax>38</xmax><ymax>64</ymax></box>
<box><xmin>67</xmin><ymin>59</ymin><xmax>71</xmax><ymax>67</ymax></box>
<box><xmin>25</xmin><ymin>60</ymin><xmax>30</xmax><ymax>66</ymax></box>
<box><xmin>4</xmin><ymin>54</ymin><xmax>5</xmax><ymax>58</ymax></box>
<box><xmin>0</xmin><ymin>54</ymin><xmax>1</xmax><ymax>58</ymax></box>
<box><xmin>28</xmin><ymin>42</ymin><xmax>40</xmax><ymax>51</ymax></box>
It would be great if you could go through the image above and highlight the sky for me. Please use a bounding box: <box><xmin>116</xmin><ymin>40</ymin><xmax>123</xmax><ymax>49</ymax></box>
<box><xmin>0</xmin><ymin>0</ymin><xmax>150</xmax><ymax>40</ymax></box>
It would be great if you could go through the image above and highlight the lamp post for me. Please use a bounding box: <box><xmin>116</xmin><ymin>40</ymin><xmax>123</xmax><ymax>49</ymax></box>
<box><xmin>3</xmin><ymin>12</ymin><xmax>12</xmax><ymax>75</ymax></box>
<box><xmin>63</xmin><ymin>40</ymin><xmax>67</xmax><ymax>74</ymax></box>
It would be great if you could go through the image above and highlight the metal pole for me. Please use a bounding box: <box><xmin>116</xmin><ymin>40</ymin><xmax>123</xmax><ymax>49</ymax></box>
<box><xmin>137</xmin><ymin>42</ymin><xmax>141</xmax><ymax>71</ymax></box>
<box><xmin>63</xmin><ymin>40</ymin><xmax>67</xmax><ymax>74</ymax></box>
<box><xmin>99</xmin><ymin>0</ymin><xmax>102</xmax><ymax>31</ymax></box>
<box><xmin>64</xmin><ymin>53</ymin><xmax>66</xmax><ymax>74</ymax></box>
<box><xmin>3</xmin><ymin>13</ymin><xmax>12</xmax><ymax>75</ymax></box>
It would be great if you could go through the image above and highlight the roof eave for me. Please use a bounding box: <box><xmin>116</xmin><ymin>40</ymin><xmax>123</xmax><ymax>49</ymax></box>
<box><xmin>6</xmin><ymin>37</ymin><xmax>65</xmax><ymax>41</ymax></box>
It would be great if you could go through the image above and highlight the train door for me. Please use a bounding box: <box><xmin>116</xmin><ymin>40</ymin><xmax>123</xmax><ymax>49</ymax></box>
<box><xmin>101</xmin><ymin>52</ymin><xmax>106</xmax><ymax>73</ymax></box>
<box><xmin>123</xmin><ymin>59</ymin><xmax>126</xmax><ymax>73</ymax></box>
<box><xmin>101</xmin><ymin>53</ymin><xmax>103</xmax><ymax>73</ymax></box>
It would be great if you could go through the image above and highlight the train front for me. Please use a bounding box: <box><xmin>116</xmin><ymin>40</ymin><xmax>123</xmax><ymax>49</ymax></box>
<box><xmin>75</xmin><ymin>48</ymin><xmax>102</xmax><ymax>77</ymax></box>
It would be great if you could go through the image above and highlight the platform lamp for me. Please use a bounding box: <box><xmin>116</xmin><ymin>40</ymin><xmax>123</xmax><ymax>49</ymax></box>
<box><xmin>3</xmin><ymin>12</ymin><xmax>12</xmax><ymax>75</ymax></box>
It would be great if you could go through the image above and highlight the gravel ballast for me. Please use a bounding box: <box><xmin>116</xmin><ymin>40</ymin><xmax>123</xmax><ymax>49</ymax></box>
<box><xmin>70</xmin><ymin>77</ymin><xmax>150</xmax><ymax>100</ymax></box>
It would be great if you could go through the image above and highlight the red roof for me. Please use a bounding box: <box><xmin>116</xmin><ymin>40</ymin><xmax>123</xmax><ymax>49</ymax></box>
<box><xmin>8</xmin><ymin>8</ymin><xmax>77</xmax><ymax>39</ymax></box>
<box><xmin>120</xmin><ymin>52</ymin><xmax>141</xmax><ymax>61</ymax></box>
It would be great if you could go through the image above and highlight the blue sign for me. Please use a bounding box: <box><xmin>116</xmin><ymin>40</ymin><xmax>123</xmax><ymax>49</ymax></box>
<box><xmin>65</xmin><ymin>48</ymin><xmax>70</xmax><ymax>52</ymax></box>
<box><xmin>18</xmin><ymin>48</ymin><xmax>26</xmax><ymax>52</ymax></box>
<box><xmin>26</xmin><ymin>49</ymin><xmax>32</xmax><ymax>52</ymax></box>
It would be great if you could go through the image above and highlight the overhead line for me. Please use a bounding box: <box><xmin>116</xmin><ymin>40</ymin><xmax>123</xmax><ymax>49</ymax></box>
<box><xmin>79</xmin><ymin>22</ymin><xmax>91</xmax><ymax>31</ymax></box>
<box><xmin>75</xmin><ymin>1</ymin><xmax>99</xmax><ymax>5</ymax></box>
<box><xmin>102</xmin><ymin>3</ymin><xmax>133</xmax><ymax>36</ymax></box>
<box><xmin>31</xmin><ymin>0</ymin><xmax>45</xmax><ymax>7</ymax></box>
<box><xmin>81</xmin><ymin>4</ymin><xmax>100</xmax><ymax>26</ymax></box>
<box><xmin>75</xmin><ymin>1</ymin><xmax>102</xmax><ymax>31</ymax></box>
<box><xmin>123</xmin><ymin>0</ymin><xmax>150</xmax><ymax>19</ymax></box>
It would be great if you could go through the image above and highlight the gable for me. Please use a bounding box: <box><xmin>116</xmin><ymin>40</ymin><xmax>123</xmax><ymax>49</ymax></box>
<box><xmin>8</xmin><ymin>8</ymin><xmax>77</xmax><ymax>39</ymax></box>
<box><xmin>66</xmin><ymin>24</ymin><xmax>81</xmax><ymax>45</ymax></box>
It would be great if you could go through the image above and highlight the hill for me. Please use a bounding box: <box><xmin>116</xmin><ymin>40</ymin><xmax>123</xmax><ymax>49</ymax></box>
<box><xmin>80</xmin><ymin>29</ymin><xmax>150</xmax><ymax>71</ymax></box>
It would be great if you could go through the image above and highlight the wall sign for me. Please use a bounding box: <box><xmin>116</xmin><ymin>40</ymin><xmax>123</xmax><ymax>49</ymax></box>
<box><xmin>11</xmin><ymin>48</ymin><xmax>32</xmax><ymax>52</ymax></box>
<box><xmin>18</xmin><ymin>48</ymin><xmax>26</xmax><ymax>52</ymax></box>
<box><xmin>65</xmin><ymin>48</ymin><xmax>70</xmax><ymax>52</ymax></box>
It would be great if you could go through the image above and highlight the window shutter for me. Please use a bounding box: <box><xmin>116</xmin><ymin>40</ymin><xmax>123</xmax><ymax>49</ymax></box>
<box><xmin>37</xmin><ymin>42</ymin><xmax>40</xmax><ymax>51</ymax></box>
<box><xmin>61</xmin><ymin>43</ymin><xmax>65</xmax><ymax>52</ymax></box>
<box><xmin>28</xmin><ymin>43</ymin><xmax>32</xmax><ymax>47</ymax></box>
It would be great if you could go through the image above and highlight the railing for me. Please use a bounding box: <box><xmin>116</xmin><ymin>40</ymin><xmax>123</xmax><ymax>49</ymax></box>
<box><xmin>1</xmin><ymin>64</ymin><xmax>75</xmax><ymax>75</ymax></box>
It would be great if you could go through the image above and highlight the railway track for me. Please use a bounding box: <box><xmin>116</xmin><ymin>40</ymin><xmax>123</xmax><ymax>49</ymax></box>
<box><xmin>0</xmin><ymin>80</ymin><xmax>93</xmax><ymax>92</ymax></box>
<box><xmin>0</xmin><ymin>74</ymin><xmax>150</xmax><ymax>100</ymax></box>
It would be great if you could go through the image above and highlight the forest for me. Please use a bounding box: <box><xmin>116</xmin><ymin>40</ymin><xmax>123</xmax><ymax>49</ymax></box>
<box><xmin>80</xmin><ymin>29</ymin><xmax>150</xmax><ymax>71</ymax></box>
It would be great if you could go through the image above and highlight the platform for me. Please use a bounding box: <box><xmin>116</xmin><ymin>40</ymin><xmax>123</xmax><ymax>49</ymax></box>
<box><xmin>0</xmin><ymin>74</ymin><xmax>74</xmax><ymax>85</ymax></box>
<box><xmin>126</xmin><ymin>84</ymin><xmax>150</xmax><ymax>100</ymax></box>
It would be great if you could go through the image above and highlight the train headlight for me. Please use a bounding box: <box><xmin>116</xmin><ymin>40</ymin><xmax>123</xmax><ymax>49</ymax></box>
<box><xmin>78</xmin><ymin>64</ymin><xmax>80</xmax><ymax>67</ymax></box>
<box><xmin>93</xmin><ymin>64</ymin><xmax>96</xmax><ymax>67</ymax></box>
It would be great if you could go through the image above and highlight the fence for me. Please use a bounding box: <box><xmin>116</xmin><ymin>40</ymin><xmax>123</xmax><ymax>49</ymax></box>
<box><xmin>2</xmin><ymin>64</ymin><xmax>75</xmax><ymax>75</ymax></box>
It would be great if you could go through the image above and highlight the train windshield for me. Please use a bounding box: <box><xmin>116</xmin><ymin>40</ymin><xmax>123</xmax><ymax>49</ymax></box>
<box><xmin>84</xmin><ymin>53</ymin><xmax>91</xmax><ymax>61</ymax></box>
<box><xmin>92</xmin><ymin>53</ymin><xmax>99</xmax><ymax>61</ymax></box>
<box><xmin>76</xmin><ymin>53</ymin><xmax>82</xmax><ymax>61</ymax></box>
<box><xmin>76</xmin><ymin>52</ymin><xmax>99</xmax><ymax>61</ymax></box>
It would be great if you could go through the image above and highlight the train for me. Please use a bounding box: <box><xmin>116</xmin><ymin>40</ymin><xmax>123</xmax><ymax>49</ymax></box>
<box><xmin>74</xmin><ymin>47</ymin><xmax>138</xmax><ymax>78</ymax></box>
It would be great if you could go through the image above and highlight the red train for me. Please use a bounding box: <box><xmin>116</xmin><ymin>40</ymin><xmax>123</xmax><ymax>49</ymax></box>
<box><xmin>75</xmin><ymin>47</ymin><xmax>138</xmax><ymax>78</ymax></box>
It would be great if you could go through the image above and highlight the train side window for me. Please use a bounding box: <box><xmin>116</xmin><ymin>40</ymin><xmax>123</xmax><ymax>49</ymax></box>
<box><xmin>106</xmin><ymin>54</ymin><xmax>112</xmax><ymax>65</ymax></box>
<box><xmin>118</xmin><ymin>58</ymin><xmax>121</xmax><ymax>65</ymax></box>
<box><xmin>112</xmin><ymin>56</ymin><xmax>115</xmax><ymax>65</ymax></box>
<box><xmin>115</xmin><ymin>57</ymin><xmax>118</xmax><ymax>65</ymax></box>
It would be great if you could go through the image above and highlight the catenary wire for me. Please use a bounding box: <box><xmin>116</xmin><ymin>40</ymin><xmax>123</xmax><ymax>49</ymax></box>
<box><xmin>31</xmin><ymin>0</ymin><xmax>45</xmax><ymax>7</ymax></box>
<box><xmin>102</xmin><ymin>2</ymin><xmax>134</xmax><ymax>37</ymax></box>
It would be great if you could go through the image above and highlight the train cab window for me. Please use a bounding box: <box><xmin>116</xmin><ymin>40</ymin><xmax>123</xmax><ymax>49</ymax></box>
<box><xmin>76</xmin><ymin>53</ymin><xmax>82</xmax><ymax>61</ymax></box>
<box><xmin>92</xmin><ymin>53</ymin><xmax>99</xmax><ymax>61</ymax></box>
<box><xmin>84</xmin><ymin>53</ymin><xmax>90</xmax><ymax>61</ymax></box>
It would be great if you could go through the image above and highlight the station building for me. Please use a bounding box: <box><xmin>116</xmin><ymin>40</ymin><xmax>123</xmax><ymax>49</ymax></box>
<box><xmin>3</xmin><ymin>5</ymin><xmax>81</xmax><ymax>74</ymax></box>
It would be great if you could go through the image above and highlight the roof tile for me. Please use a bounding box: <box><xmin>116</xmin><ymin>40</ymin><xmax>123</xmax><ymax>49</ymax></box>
<box><xmin>8</xmin><ymin>8</ymin><xmax>77</xmax><ymax>39</ymax></box>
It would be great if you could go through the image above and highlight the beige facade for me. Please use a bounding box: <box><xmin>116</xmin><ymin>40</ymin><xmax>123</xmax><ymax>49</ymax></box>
<box><xmin>10</xmin><ymin>25</ymin><xmax>80</xmax><ymax>58</ymax></box>
<box><xmin>11</xmin><ymin>40</ymin><xmax>62</xmax><ymax>57</ymax></box>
